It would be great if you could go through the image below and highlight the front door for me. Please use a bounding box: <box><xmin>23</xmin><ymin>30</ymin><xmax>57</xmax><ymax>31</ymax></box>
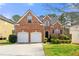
<box><xmin>45</xmin><ymin>31</ymin><xmax>49</xmax><ymax>38</ymax></box>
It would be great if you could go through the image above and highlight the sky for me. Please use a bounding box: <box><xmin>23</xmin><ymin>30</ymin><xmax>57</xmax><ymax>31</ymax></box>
<box><xmin>0</xmin><ymin>3</ymin><xmax>79</xmax><ymax>19</ymax></box>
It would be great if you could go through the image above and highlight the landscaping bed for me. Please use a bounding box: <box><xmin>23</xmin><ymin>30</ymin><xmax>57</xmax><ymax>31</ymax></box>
<box><xmin>0</xmin><ymin>40</ymin><xmax>13</xmax><ymax>45</ymax></box>
<box><xmin>43</xmin><ymin>43</ymin><xmax>79</xmax><ymax>56</ymax></box>
<box><xmin>0</xmin><ymin>40</ymin><xmax>9</xmax><ymax>44</ymax></box>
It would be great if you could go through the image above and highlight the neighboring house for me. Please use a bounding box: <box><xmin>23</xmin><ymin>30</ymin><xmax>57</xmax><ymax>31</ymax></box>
<box><xmin>14</xmin><ymin>9</ymin><xmax>63</xmax><ymax>43</ymax></box>
<box><xmin>70</xmin><ymin>24</ymin><xmax>79</xmax><ymax>44</ymax></box>
<box><xmin>0</xmin><ymin>15</ymin><xmax>14</xmax><ymax>40</ymax></box>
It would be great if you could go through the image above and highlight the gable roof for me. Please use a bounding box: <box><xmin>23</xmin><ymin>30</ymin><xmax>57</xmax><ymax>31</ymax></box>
<box><xmin>51</xmin><ymin>16</ymin><xmax>62</xmax><ymax>25</ymax></box>
<box><xmin>39</xmin><ymin>15</ymin><xmax>62</xmax><ymax>26</ymax></box>
<box><xmin>17</xmin><ymin>9</ymin><xmax>43</xmax><ymax>24</ymax></box>
<box><xmin>0</xmin><ymin>15</ymin><xmax>14</xmax><ymax>24</ymax></box>
<box><xmin>38</xmin><ymin>15</ymin><xmax>44</xmax><ymax>22</ymax></box>
<box><xmin>43</xmin><ymin>15</ymin><xmax>52</xmax><ymax>21</ymax></box>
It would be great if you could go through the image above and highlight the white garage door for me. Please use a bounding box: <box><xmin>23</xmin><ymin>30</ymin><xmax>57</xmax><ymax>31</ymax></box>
<box><xmin>17</xmin><ymin>32</ymin><xmax>29</xmax><ymax>43</ymax></box>
<box><xmin>72</xmin><ymin>31</ymin><xmax>79</xmax><ymax>43</ymax></box>
<box><xmin>31</xmin><ymin>32</ymin><xmax>42</xmax><ymax>42</ymax></box>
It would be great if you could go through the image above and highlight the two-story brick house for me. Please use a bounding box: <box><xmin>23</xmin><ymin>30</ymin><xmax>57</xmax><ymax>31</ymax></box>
<box><xmin>14</xmin><ymin>10</ymin><xmax>63</xmax><ymax>43</ymax></box>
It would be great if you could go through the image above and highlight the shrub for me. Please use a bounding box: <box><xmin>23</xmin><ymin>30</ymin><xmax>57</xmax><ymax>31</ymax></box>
<box><xmin>3</xmin><ymin>37</ymin><xmax>6</xmax><ymax>40</ymax></box>
<box><xmin>51</xmin><ymin>39</ymin><xmax>60</xmax><ymax>44</ymax></box>
<box><xmin>0</xmin><ymin>38</ymin><xmax>2</xmax><ymax>40</ymax></box>
<box><xmin>9</xmin><ymin>35</ymin><xmax>17</xmax><ymax>43</ymax></box>
<box><xmin>64</xmin><ymin>35</ymin><xmax>69</xmax><ymax>40</ymax></box>
<box><xmin>64</xmin><ymin>35</ymin><xmax>70</xmax><ymax>40</ymax></box>
<box><xmin>51</xmin><ymin>34</ymin><xmax>58</xmax><ymax>39</ymax></box>
<box><xmin>47</xmin><ymin>35</ymin><xmax>51</xmax><ymax>42</ymax></box>
<box><xmin>59</xmin><ymin>34</ymin><xmax>70</xmax><ymax>40</ymax></box>
<box><xmin>59</xmin><ymin>40</ymin><xmax>71</xmax><ymax>44</ymax></box>
<box><xmin>43</xmin><ymin>38</ymin><xmax>48</xmax><ymax>43</ymax></box>
<box><xmin>50</xmin><ymin>34</ymin><xmax>71</xmax><ymax>44</ymax></box>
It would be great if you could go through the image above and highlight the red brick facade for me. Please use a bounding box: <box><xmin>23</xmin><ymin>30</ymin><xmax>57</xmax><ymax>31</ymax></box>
<box><xmin>42</xmin><ymin>16</ymin><xmax>63</xmax><ymax>38</ymax></box>
<box><xmin>15</xmin><ymin>10</ymin><xmax>44</xmax><ymax>42</ymax></box>
<box><xmin>42</xmin><ymin>16</ymin><xmax>51</xmax><ymax>38</ymax></box>
<box><xmin>15</xmin><ymin>10</ymin><xmax>63</xmax><ymax>43</ymax></box>
<box><xmin>50</xmin><ymin>22</ymin><xmax>63</xmax><ymax>34</ymax></box>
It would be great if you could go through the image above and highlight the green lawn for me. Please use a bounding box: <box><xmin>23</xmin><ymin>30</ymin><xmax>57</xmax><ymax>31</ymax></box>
<box><xmin>0</xmin><ymin>40</ymin><xmax>12</xmax><ymax>45</ymax></box>
<box><xmin>43</xmin><ymin>43</ymin><xmax>79</xmax><ymax>56</ymax></box>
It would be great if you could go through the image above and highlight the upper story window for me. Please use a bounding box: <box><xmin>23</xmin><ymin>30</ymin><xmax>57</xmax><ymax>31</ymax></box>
<box><xmin>27</xmin><ymin>15</ymin><xmax>32</xmax><ymax>23</ymax></box>
<box><xmin>44</xmin><ymin>20</ymin><xmax>50</xmax><ymax>26</ymax></box>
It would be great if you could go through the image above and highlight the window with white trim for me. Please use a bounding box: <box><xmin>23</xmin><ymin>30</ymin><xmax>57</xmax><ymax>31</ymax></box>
<box><xmin>44</xmin><ymin>20</ymin><xmax>50</xmax><ymax>26</ymax></box>
<box><xmin>54</xmin><ymin>29</ymin><xmax>60</xmax><ymax>34</ymax></box>
<box><xmin>27</xmin><ymin>15</ymin><xmax>32</xmax><ymax>23</ymax></box>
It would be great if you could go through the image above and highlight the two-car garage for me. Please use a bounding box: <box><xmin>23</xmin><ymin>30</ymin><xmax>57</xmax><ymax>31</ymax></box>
<box><xmin>17</xmin><ymin>32</ymin><xmax>42</xmax><ymax>43</ymax></box>
<box><xmin>15</xmin><ymin>9</ymin><xmax>44</xmax><ymax>43</ymax></box>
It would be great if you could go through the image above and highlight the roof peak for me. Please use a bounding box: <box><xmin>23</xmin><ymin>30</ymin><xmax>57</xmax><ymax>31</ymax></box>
<box><xmin>17</xmin><ymin>9</ymin><xmax>43</xmax><ymax>23</ymax></box>
<box><xmin>43</xmin><ymin>15</ymin><xmax>51</xmax><ymax>20</ymax></box>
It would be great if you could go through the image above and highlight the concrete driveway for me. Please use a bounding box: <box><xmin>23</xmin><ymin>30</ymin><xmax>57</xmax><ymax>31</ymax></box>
<box><xmin>0</xmin><ymin>43</ymin><xmax>45</xmax><ymax>56</ymax></box>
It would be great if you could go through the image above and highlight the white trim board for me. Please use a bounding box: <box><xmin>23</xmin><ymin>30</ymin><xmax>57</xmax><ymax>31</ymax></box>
<box><xmin>43</xmin><ymin>15</ymin><xmax>52</xmax><ymax>20</ymax></box>
<box><xmin>52</xmin><ymin>21</ymin><xmax>62</xmax><ymax>26</ymax></box>
<box><xmin>16</xmin><ymin>9</ymin><xmax>43</xmax><ymax>24</ymax></box>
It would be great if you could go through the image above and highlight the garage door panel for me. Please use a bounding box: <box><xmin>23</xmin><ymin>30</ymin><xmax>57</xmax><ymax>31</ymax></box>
<box><xmin>31</xmin><ymin>32</ymin><xmax>42</xmax><ymax>42</ymax></box>
<box><xmin>17</xmin><ymin>32</ymin><xmax>29</xmax><ymax>43</ymax></box>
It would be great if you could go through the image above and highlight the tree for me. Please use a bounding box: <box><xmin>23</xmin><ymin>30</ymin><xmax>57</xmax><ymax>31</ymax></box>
<box><xmin>12</xmin><ymin>15</ymin><xmax>21</xmax><ymax>22</ymax></box>
<box><xmin>48</xmin><ymin>14</ymin><xmax>57</xmax><ymax>17</ymax></box>
<box><xmin>59</xmin><ymin>12</ymin><xmax>79</xmax><ymax>27</ymax></box>
<box><xmin>43</xmin><ymin>3</ymin><xmax>79</xmax><ymax>15</ymax></box>
<box><xmin>42</xmin><ymin>4</ymin><xmax>66</xmax><ymax>13</ymax></box>
<box><xmin>43</xmin><ymin>3</ymin><xmax>79</xmax><ymax>27</ymax></box>
<box><xmin>67</xmin><ymin>3</ymin><xmax>79</xmax><ymax>9</ymax></box>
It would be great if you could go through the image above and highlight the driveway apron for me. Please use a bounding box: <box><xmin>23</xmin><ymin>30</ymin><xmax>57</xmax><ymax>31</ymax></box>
<box><xmin>0</xmin><ymin>43</ymin><xmax>45</xmax><ymax>56</ymax></box>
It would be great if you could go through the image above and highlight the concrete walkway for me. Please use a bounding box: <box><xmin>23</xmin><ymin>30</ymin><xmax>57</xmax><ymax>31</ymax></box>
<box><xmin>0</xmin><ymin>43</ymin><xmax>45</xmax><ymax>56</ymax></box>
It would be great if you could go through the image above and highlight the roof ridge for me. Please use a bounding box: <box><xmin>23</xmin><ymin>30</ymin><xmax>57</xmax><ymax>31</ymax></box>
<box><xmin>0</xmin><ymin>15</ymin><xmax>14</xmax><ymax>24</ymax></box>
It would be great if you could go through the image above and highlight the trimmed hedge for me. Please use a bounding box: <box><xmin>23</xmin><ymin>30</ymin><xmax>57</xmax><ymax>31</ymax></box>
<box><xmin>59</xmin><ymin>40</ymin><xmax>71</xmax><ymax>43</ymax></box>
<box><xmin>51</xmin><ymin>39</ymin><xmax>60</xmax><ymax>44</ymax></box>
<box><xmin>51</xmin><ymin>38</ymin><xmax>71</xmax><ymax>44</ymax></box>
<box><xmin>9</xmin><ymin>35</ymin><xmax>17</xmax><ymax>43</ymax></box>
<box><xmin>51</xmin><ymin>34</ymin><xmax>71</xmax><ymax>40</ymax></box>
<box><xmin>61</xmin><ymin>34</ymin><xmax>70</xmax><ymax>40</ymax></box>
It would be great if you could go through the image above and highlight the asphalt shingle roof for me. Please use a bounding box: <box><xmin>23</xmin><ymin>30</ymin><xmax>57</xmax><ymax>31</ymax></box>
<box><xmin>49</xmin><ymin>16</ymin><xmax>61</xmax><ymax>24</ymax></box>
<box><xmin>0</xmin><ymin>15</ymin><xmax>14</xmax><ymax>24</ymax></box>
<box><xmin>39</xmin><ymin>15</ymin><xmax>61</xmax><ymax>26</ymax></box>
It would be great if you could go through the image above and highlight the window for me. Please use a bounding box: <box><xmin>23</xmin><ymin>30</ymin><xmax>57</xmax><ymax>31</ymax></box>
<box><xmin>27</xmin><ymin>15</ymin><xmax>32</xmax><ymax>23</ymax></box>
<box><xmin>60</xmin><ymin>30</ymin><xmax>62</xmax><ymax>34</ymax></box>
<box><xmin>44</xmin><ymin>20</ymin><xmax>50</xmax><ymax>26</ymax></box>
<box><xmin>52</xmin><ymin>30</ymin><xmax>54</xmax><ymax>33</ymax></box>
<box><xmin>54</xmin><ymin>29</ymin><xmax>60</xmax><ymax>34</ymax></box>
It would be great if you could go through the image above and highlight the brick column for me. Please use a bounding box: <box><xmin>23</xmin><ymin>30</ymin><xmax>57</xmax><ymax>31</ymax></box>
<box><xmin>29</xmin><ymin>32</ymin><xmax>30</xmax><ymax>43</ymax></box>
